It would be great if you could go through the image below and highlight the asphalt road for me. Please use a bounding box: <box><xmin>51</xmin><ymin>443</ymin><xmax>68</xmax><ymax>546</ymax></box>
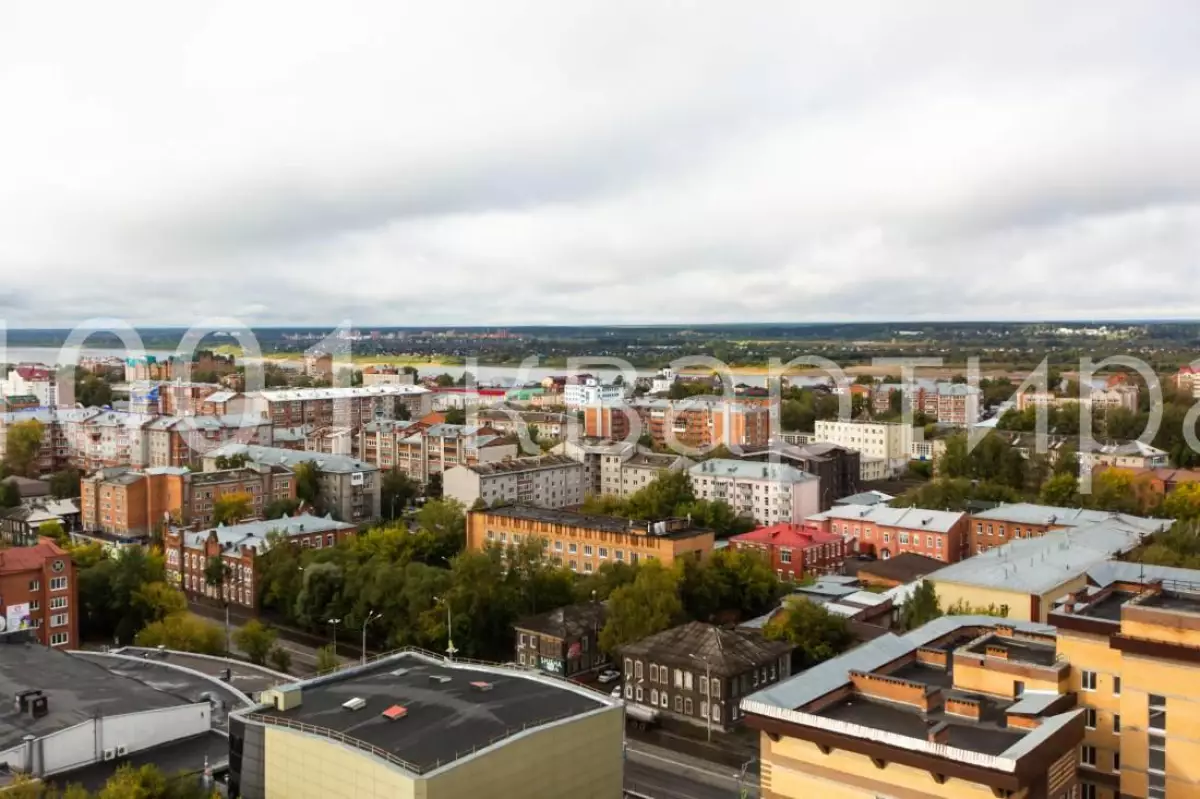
<box><xmin>625</xmin><ymin>740</ymin><xmax>758</xmax><ymax>799</ymax></box>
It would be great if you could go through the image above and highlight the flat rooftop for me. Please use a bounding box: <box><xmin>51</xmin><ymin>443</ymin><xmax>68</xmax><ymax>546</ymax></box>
<box><xmin>479</xmin><ymin>505</ymin><xmax>712</xmax><ymax>540</ymax></box>
<box><xmin>114</xmin><ymin>647</ymin><xmax>286</xmax><ymax>697</ymax></box>
<box><xmin>0</xmin><ymin>644</ymin><xmax>182</xmax><ymax>750</ymax></box>
<box><xmin>252</xmin><ymin>655</ymin><xmax>609</xmax><ymax>773</ymax></box>
<box><xmin>821</xmin><ymin>695</ymin><xmax>1021</xmax><ymax>755</ymax></box>
<box><xmin>965</xmin><ymin>634</ymin><xmax>1059</xmax><ymax>667</ymax></box>
<box><xmin>44</xmin><ymin>731</ymin><xmax>229</xmax><ymax>792</ymax></box>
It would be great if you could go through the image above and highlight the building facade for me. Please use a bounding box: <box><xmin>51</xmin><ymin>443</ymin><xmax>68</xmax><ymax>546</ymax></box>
<box><xmin>0</xmin><ymin>538</ymin><xmax>78</xmax><ymax>648</ymax></box>
<box><xmin>467</xmin><ymin>506</ymin><xmax>715</xmax><ymax>571</ymax></box>
<box><xmin>728</xmin><ymin>523</ymin><xmax>848</xmax><ymax>581</ymax></box>
<box><xmin>968</xmin><ymin>503</ymin><xmax>1165</xmax><ymax>557</ymax></box>
<box><xmin>444</xmin><ymin>455</ymin><xmax>585</xmax><ymax>510</ymax></box>
<box><xmin>513</xmin><ymin>601</ymin><xmax>608</xmax><ymax>677</ymax></box>
<box><xmin>689</xmin><ymin>459</ymin><xmax>821</xmax><ymax>525</ymax></box>
<box><xmin>247</xmin><ymin>385</ymin><xmax>433</xmax><ymax>429</ymax></box>
<box><xmin>813</xmin><ymin>419</ymin><xmax>915</xmax><ymax>463</ymax></box>
<box><xmin>356</xmin><ymin>419</ymin><xmax>517</xmax><ymax>484</ymax></box>
<box><xmin>807</xmin><ymin>504</ymin><xmax>970</xmax><ymax>563</ymax></box>
<box><xmin>563</xmin><ymin>377</ymin><xmax>625</xmax><ymax>409</ymax></box>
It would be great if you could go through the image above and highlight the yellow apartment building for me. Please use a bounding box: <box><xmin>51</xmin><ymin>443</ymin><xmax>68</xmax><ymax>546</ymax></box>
<box><xmin>466</xmin><ymin>506</ymin><xmax>714</xmax><ymax>572</ymax></box>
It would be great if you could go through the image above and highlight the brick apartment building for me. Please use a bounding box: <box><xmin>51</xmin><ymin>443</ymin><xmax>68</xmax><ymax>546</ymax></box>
<box><xmin>728</xmin><ymin>523</ymin><xmax>847</xmax><ymax>581</ymax></box>
<box><xmin>356</xmin><ymin>419</ymin><xmax>517</xmax><ymax>484</ymax></box>
<box><xmin>739</xmin><ymin>442</ymin><xmax>861</xmax><ymax>511</ymax></box>
<box><xmin>967</xmin><ymin>503</ymin><xmax>1165</xmax><ymax>556</ymax></box>
<box><xmin>0</xmin><ymin>539</ymin><xmax>78</xmax><ymax>649</ymax></box>
<box><xmin>445</xmin><ymin>454</ymin><xmax>585</xmax><ymax>510</ymax></box>
<box><xmin>808</xmin><ymin>504</ymin><xmax>970</xmax><ymax>562</ymax></box>
<box><xmin>361</xmin><ymin>366</ymin><xmax>416</xmax><ymax>386</ymax></box>
<box><xmin>584</xmin><ymin>398</ymin><xmax>770</xmax><ymax>451</ymax></box>
<box><xmin>80</xmin><ymin>463</ymin><xmax>297</xmax><ymax>536</ymax></box>
<box><xmin>125</xmin><ymin>352</ymin><xmax>234</xmax><ymax>383</ymax></box>
<box><xmin>165</xmin><ymin>514</ymin><xmax>355</xmax><ymax>611</ymax></box>
<box><xmin>144</xmin><ymin>415</ymin><xmax>274</xmax><ymax>468</ymax></box>
<box><xmin>248</xmin><ymin>385</ymin><xmax>432</xmax><ymax>428</ymax></box>
<box><xmin>556</xmin><ymin>438</ymin><xmax>692</xmax><ymax>499</ymax></box>
<box><xmin>467</xmin><ymin>506</ymin><xmax>715</xmax><ymax>571</ymax></box>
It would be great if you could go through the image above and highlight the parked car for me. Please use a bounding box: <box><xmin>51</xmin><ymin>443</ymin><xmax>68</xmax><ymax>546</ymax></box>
<box><xmin>610</xmin><ymin>685</ymin><xmax>622</xmax><ymax>698</ymax></box>
<box><xmin>597</xmin><ymin>669</ymin><xmax>620</xmax><ymax>684</ymax></box>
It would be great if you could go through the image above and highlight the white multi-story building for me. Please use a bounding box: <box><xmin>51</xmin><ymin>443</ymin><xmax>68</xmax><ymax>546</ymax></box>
<box><xmin>563</xmin><ymin>377</ymin><xmax>624</xmax><ymax>409</ymax></box>
<box><xmin>688</xmin><ymin>459</ymin><xmax>820</xmax><ymax>525</ymax></box>
<box><xmin>444</xmin><ymin>454</ymin><xmax>585</xmax><ymax>509</ymax></box>
<box><xmin>1</xmin><ymin>364</ymin><xmax>59</xmax><ymax>407</ymax></box>
<box><xmin>650</xmin><ymin>369</ymin><xmax>676</xmax><ymax>395</ymax></box>
<box><xmin>813</xmin><ymin>420</ymin><xmax>915</xmax><ymax>464</ymax></box>
<box><xmin>556</xmin><ymin>438</ymin><xmax>692</xmax><ymax>498</ymax></box>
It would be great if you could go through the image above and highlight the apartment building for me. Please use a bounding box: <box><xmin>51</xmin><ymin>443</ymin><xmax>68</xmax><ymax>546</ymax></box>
<box><xmin>357</xmin><ymin>419</ymin><xmax>517</xmax><ymax>484</ymax></box>
<box><xmin>584</xmin><ymin>398</ymin><xmax>771</xmax><ymax>451</ymax></box>
<box><xmin>813</xmin><ymin>419</ymin><xmax>914</xmax><ymax>464</ymax></box>
<box><xmin>0</xmin><ymin>538</ymin><xmax>78</xmax><ymax>649</ymax></box>
<box><xmin>203</xmin><ymin>444</ymin><xmax>381</xmax><ymax>524</ymax></box>
<box><xmin>360</xmin><ymin>366</ymin><xmax>416</xmax><ymax>386</ymax></box>
<box><xmin>1</xmin><ymin>364</ymin><xmax>58</xmax><ymax>408</ymax></box>
<box><xmin>563</xmin><ymin>376</ymin><xmax>624</xmax><ymax>409</ymax></box>
<box><xmin>165</xmin><ymin>514</ymin><xmax>355</xmax><ymax>611</ymax></box>
<box><xmin>728</xmin><ymin>523</ymin><xmax>847</xmax><ymax>580</ymax></box>
<box><xmin>555</xmin><ymin>438</ymin><xmax>692</xmax><ymax>499</ymax></box>
<box><xmin>1018</xmin><ymin>385</ymin><xmax>1140</xmax><ymax>415</ymax></box>
<box><xmin>967</xmin><ymin>503</ymin><xmax>1165</xmax><ymax>556</ymax></box>
<box><xmin>228</xmin><ymin>650</ymin><xmax>624</xmax><ymax>799</ymax></box>
<box><xmin>689</xmin><ymin>459</ymin><xmax>820</xmax><ymax>525</ymax></box>
<box><xmin>144</xmin><ymin>415</ymin><xmax>274</xmax><ymax>468</ymax></box>
<box><xmin>513</xmin><ymin>601</ymin><xmax>608</xmax><ymax>677</ymax></box>
<box><xmin>80</xmin><ymin>463</ymin><xmax>296</xmax><ymax>536</ymax></box>
<box><xmin>155</xmin><ymin>381</ymin><xmax>222</xmax><ymax>416</ymax></box>
<box><xmin>620</xmin><ymin>621</ymin><xmax>794</xmax><ymax>733</ymax></box>
<box><xmin>807</xmin><ymin>504</ymin><xmax>970</xmax><ymax>563</ymax></box>
<box><xmin>466</xmin><ymin>506</ymin><xmax>715</xmax><ymax>570</ymax></box>
<box><xmin>247</xmin><ymin>385</ymin><xmax>432</xmax><ymax>429</ymax></box>
<box><xmin>445</xmin><ymin>454</ymin><xmax>585</xmax><ymax>509</ymax></box>
<box><xmin>934</xmin><ymin>383</ymin><xmax>982</xmax><ymax>426</ymax></box>
<box><xmin>198</xmin><ymin>391</ymin><xmax>249</xmax><ymax>416</ymax></box>
<box><xmin>476</xmin><ymin>409</ymin><xmax>572</xmax><ymax>440</ymax></box>
<box><xmin>740</xmin><ymin>616</ymin><xmax>1084</xmax><ymax>799</ymax></box>
<box><xmin>302</xmin><ymin>352</ymin><xmax>333</xmax><ymax>379</ymax></box>
<box><xmin>1172</xmin><ymin>365</ymin><xmax>1200</xmax><ymax>398</ymax></box>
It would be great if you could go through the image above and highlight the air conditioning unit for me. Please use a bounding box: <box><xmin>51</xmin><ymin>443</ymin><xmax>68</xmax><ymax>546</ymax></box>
<box><xmin>103</xmin><ymin>749</ymin><xmax>116</xmax><ymax>761</ymax></box>
<box><xmin>342</xmin><ymin>697</ymin><xmax>367</xmax><ymax>711</ymax></box>
<box><xmin>116</xmin><ymin>745</ymin><xmax>128</xmax><ymax>757</ymax></box>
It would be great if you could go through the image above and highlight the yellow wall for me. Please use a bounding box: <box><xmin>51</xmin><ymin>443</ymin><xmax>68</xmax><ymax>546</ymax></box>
<box><xmin>952</xmin><ymin>662</ymin><xmax>1061</xmax><ymax>699</ymax></box>
<box><xmin>930</xmin><ymin>576</ymin><xmax>1085</xmax><ymax>623</ymax></box>
<box><xmin>762</xmin><ymin>732</ymin><xmax>1038</xmax><ymax>799</ymax></box>
<box><xmin>261</xmin><ymin>707</ymin><xmax>624</xmax><ymax>799</ymax></box>
<box><xmin>264</xmin><ymin>726</ymin><xmax>418</xmax><ymax>799</ymax></box>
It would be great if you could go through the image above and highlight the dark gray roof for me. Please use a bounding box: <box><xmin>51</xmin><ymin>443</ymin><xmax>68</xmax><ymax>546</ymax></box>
<box><xmin>856</xmin><ymin>553</ymin><xmax>944</xmax><ymax>583</ymax></box>
<box><xmin>619</xmin><ymin>622</ymin><xmax>794</xmax><ymax>677</ymax></box>
<box><xmin>514</xmin><ymin>602</ymin><xmax>607</xmax><ymax>640</ymax></box>
<box><xmin>247</xmin><ymin>653</ymin><xmax>610</xmax><ymax>773</ymax></box>
<box><xmin>44</xmin><ymin>732</ymin><xmax>229</xmax><ymax>792</ymax></box>
<box><xmin>478</xmin><ymin>505</ymin><xmax>712</xmax><ymax>541</ymax></box>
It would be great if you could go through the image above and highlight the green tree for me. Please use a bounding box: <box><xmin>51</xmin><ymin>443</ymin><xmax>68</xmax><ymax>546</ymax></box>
<box><xmin>434</xmin><ymin>373</ymin><xmax>456</xmax><ymax>387</ymax></box>
<box><xmin>426</xmin><ymin>472</ymin><xmax>443</xmax><ymax>499</ymax></box>
<box><xmin>414</xmin><ymin>498</ymin><xmax>467</xmax><ymax>557</ymax></box>
<box><xmin>293</xmin><ymin>461</ymin><xmax>322</xmax><ymax>510</ymax></box>
<box><xmin>0</xmin><ymin>480</ymin><xmax>21</xmax><ymax>508</ymax></box>
<box><xmin>1039</xmin><ymin>473</ymin><xmax>1080</xmax><ymax>506</ymax></box>
<box><xmin>1165</xmin><ymin>482</ymin><xmax>1200</xmax><ymax>521</ymax></box>
<box><xmin>677</xmin><ymin>548</ymin><xmax>780</xmax><ymax>622</ymax></box>
<box><xmin>38</xmin><ymin>519</ymin><xmax>69</xmax><ymax>547</ymax></box>
<box><xmin>263</xmin><ymin>497</ymin><xmax>301</xmax><ymax>519</ymax></box>
<box><xmin>49</xmin><ymin>468</ymin><xmax>82</xmax><ymax>499</ymax></box>
<box><xmin>212</xmin><ymin>492</ymin><xmax>254</xmax><ymax>525</ymax></box>
<box><xmin>4</xmin><ymin>419</ymin><xmax>44</xmax><ymax>476</ymax></box>
<box><xmin>75</xmin><ymin>373</ymin><xmax>114</xmax><ymax>409</ymax></box>
<box><xmin>134</xmin><ymin>613</ymin><xmax>226</xmax><ymax>654</ymax></box>
<box><xmin>204</xmin><ymin>556</ymin><xmax>231</xmax><ymax>593</ymax></box>
<box><xmin>316</xmin><ymin>644</ymin><xmax>340</xmax><ymax>674</ymax></box>
<box><xmin>763</xmin><ymin>598</ymin><xmax>854</xmax><ymax>669</ymax></box>
<box><xmin>381</xmin><ymin>469</ymin><xmax>420</xmax><ymax>520</ymax></box>
<box><xmin>269</xmin><ymin>646</ymin><xmax>293</xmax><ymax>674</ymax></box>
<box><xmin>599</xmin><ymin>561</ymin><xmax>683</xmax><ymax>653</ymax></box>
<box><xmin>899</xmin><ymin>581</ymin><xmax>942</xmax><ymax>630</ymax></box>
<box><xmin>233</xmin><ymin>619</ymin><xmax>278</xmax><ymax>665</ymax></box>
<box><xmin>444</xmin><ymin>407</ymin><xmax>466</xmax><ymax>425</ymax></box>
<box><xmin>133</xmin><ymin>581</ymin><xmax>188</xmax><ymax>622</ymax></box>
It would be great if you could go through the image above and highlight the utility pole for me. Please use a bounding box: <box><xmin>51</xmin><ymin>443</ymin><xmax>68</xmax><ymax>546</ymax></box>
<box><xmin>328</xmin><ymin>617</ymin><xmax>341</xmax><ymax>655</ymax></box>
<box><xmin>361</xmin><ymin>611</ymin><xmax>379</xmax><ymax>665</ymax></box>
<box><xmin>689</xmin><ymin>653</ymin><xmax>712</xmax><ymax>743</ymax></box>
<box><xmin>435</xmin><ymin>595</ymin><xmax>458</xmax><ymax>661</ymax></box>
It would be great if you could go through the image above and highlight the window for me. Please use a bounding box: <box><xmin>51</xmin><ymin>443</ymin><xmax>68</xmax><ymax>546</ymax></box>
<box><xmin>882</xmin><ymin>533</ymin><xmax>889</xmax><ymax>543</ymax></box>
<box><xmin>326</xmin><ymin>534</ymin><xmax>334</xmax><ymax>547</ymax></box>
<box><xmin>636</xmin><ymin>686</ymin><xmax>643</xmax><ymax>702</ymax></box>
<box><xmin>50</xmin><ymin>576</ymin><xmax>67</xmax><ymax>592</ymax></box>
<box><xmin>50</xmin><ymin>613</ymin><xmax>68</xmax><ymax>628</ymax></box>
<box><xmin>1081</xmin><ymin>746</ymin><xmax>1096</xmax><ymax>767</ymax></box>
<box><xmin>899</xmin><ymin>532</ymin><xmax>909</xmax><ymax>545</ymax></box>
<box><xmin>1149</xmin><ymin>694</ymin><xmax>1167</xmax><ymax>731</ymax></box>
<box><xmin>1113</xmin><ymin>751</ymin><xmax>1120</xmax><ymax>772</ymax></box>
<box><xmin>1113</xmin><ymin>714</ymin><xmax>1120</xmax><ymax>734</ymax></box>
<box><xmin>568</xmin><ymin>543</ymin><xmax>578</xmax><ymax>554</ymax></box>
<box><xmin>625</xmin><ymin>684</ymin><xmax>633</xmax><ymax>699</ymax></box>
<box><xmin>684</xmin><ymin>672</ymin><xmax>693</xmax><ymax>691</ymax></box>
<box><xmin>635</xmin><ymin>660</ymin><xmax>643</xmax><ymax>679</ymax></box>
<box><xmin>584</xmin><ymin>545</ymin><xmax>593</xmax><ymax>557</ymax></box>
<box><xmin>674</xmin><ymin>669</ymin><xmax>683</xmax><ymax>689</ymax></box>
<box><xmin>711</xmin><ymin>680</ymin><xmax>720</xmax><ymax>699</ymax></box>
<box><xmin>1081</xmin><ymin>670</ymin><xmax>1097</xmax><ymax>691</ymax></box>
<box><xmin>518</xmin><ymin>652</ymin><xmax>525</xmax><ymax>665</ymax></box>
<box><xmin>659</xmin><ymin>692</ymin><xmax>668</xmax><ymax>709</ymax></box>
<box><xmin>519</xmin><ymin>633</ymin><xmax>527</xmax><ymax>647</ymax></box>
<box><xmin>1084</xmin><ymin>708</ymin><xmax>1096</xmax><ymax>729</ymax></box>
<box><xmin>684</xmin><ymin>698</ymin><xmax>693</xmax><ymax>715</ymax></box>
<box><xmin>554</xmin><ymin>540</ymin><xmax>563</xmax><ymax>551</ymax></box>
<box><xmin>650</xmin><ymin>664</ymin><xmax>658</xmax><ymax>683</ymax></box>
<box><xmin>615</xmin><ymin>550</ymin><xmax>624</xmax><ymax>561</ymax></box>
<box><xmin>29</xmin><ymin>579</ymin><xmax>40</xmax><ymax>592</ymax></box>
<box><xmin>926</xmin><ymin>535</ymin><xmax>933</xmax><ymax>547</ymax></box>
<box><xmin>659</xmin><ymin>664</ymin><xmax>668</xmax><ymax>684</ymax></box>
<box><xmin>49</xmin><ymin>632</ymin><xmax>69</xmax><ymax>647</ymax></box>
<box><xmin>700</xmin><ymin>701</ymin><xmax>708</xmax><ymax>718</ymax></box>
<box><xmin>650</xmin><ymin>689</ymin><xmax>659</xmax><ymax>705</ymax></box>
<box><xmin>29</xmin><ymin>601</ymin><xmax>40</xmax><ymax>612</ymax></box>
<box><xmin>780</xmin><ymin>549</ymin><xmax>791</xmax><ymax>564</ymax></box>
<box><xmin>584</xmin><ymin>562</ymin><xmax>593</xmax><ymax>573</ymax></box>
<box><xmin>674</xmin><ymin>696</ymin><xmax>683</xmax><ymax>712</ymax></box>
<box><xmin>700</xmin><ymin>676</ymin><xmax>709</xmax><ymax>696</ymax></box>
<box><xmin>1113</xmin><ymin>676</ymin><xmax>1121</xmax><ymax>696</ymax></box>
<box><xmin>598</xmin><ymin>547</ymin><xmax>608</xmax><ymax>559</ymax></box>
<box><xmin>1150</xmin><ymin>743</ymin><xmax>1166</xmax><ymax>772</ymax></box>
<box><xmin>1081</xmin><ymin>785</ymin><xmax>1096</xmax><ymax>799</ymax></box>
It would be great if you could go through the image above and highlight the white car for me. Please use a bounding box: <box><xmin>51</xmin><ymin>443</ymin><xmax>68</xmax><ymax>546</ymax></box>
<box><xmin>597</xmin><ymin>669</ymin><xmax>621</xmax><ymax>684</ymax></box>
<box><xmin>611</xmin><ymin>685</ymin><xmax>622</xmax><ymax>698</ymax></box>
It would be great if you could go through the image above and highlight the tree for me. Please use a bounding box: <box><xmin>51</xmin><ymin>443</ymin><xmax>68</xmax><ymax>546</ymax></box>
<box><xmin>49</xmin><ymin>468</ymin><xmax>82</xmax><ymax>499</ymax></box>
<box><xmin>677</xmin><ymin>548</ymin><xmax>780</xmax><ymax>622</ymax></box>
<box><xmin>233</xmin><ymin>619</ymin><xmax>278</xmax><ymax>665</ymax></box>
<box><xmin>77</xmin><ymin>546</ymin><xmax>170</xmax><ymax>644</ymax></box>
<box><xmin>316</xmin><ymin>644</ymin><xmax>340</xmax><ymax>674</ymax></box>
<box><xmin>75</xmin><ymin>373</ymin><xmax>114</xmax><ymax>408</ymax></box>
<box><xmin>1164</xmin><ymin>482</ymin><xmax>1200</xmax><ymax>521</ymax></box>
<box><xmin>212</xmin><ymin>492</ymin><xmax>254</xmax><ymax>526</ymax></box>
<box><xmin>133</xmin><ymin>581</ymin><xmax>188</xmax><ymax>622</ymax></box>
<box><xmin>763</xmin><ymin>598</ymin><xmax>854</xmax><ymax>669</ymax></box>
<box><xmin>38</xmin><ymin>520</ymin><xmax>69</xmax><ymax>547</ymax></box>
<box><xmin>381</xmin><ymin>470</ymin><xmax>420</xmax><ymax>520</ymax></box>
<box><xmin>444</xmin><ymin>407</ymin><xmax>466</xmax><ymax>425</ymax></box>
<box><xmin>900</xmin><ymin>581</ymin><xmax>942</xmax><ymax>630</ymax></box>
<box><xmin>434</xmin><ymin>373</ymin><xmax>456</xmax><ymax>387</ymax></box>
<box><xmin>135</xmin><ymin>613</ymin><xmax>226</xmax><ymax>654</ymax></box>
<box><xmin>0</xmin><ymin>480</ymin><xmax>21</xmax><ymax>509</ymax></box>
<box><xmin>1086</xmin><ymin>469</ymin><xmax>1156</xmax><ymax>515</ymax></box>
<box><xmin>1039</xmin><ymin>473</ymin><xmax>1080</xmax><ymax>507</ymax></box>
<box><xmin>204</xmin><ymin>556</ymin><xmax>231</xmax><ymax>593</ymax></box>
<box><xmin>599</xmin><ymin>561</ymin><xmax>683</xmax><ymax>653</ymax></box>
<box><xmin>425</xmin><ymin>472</ymin><xmax>443</xmax><ymax>499</ymax></box>
<box><xmin>4</xmin><ymin>419</ymin><xmax>44</xmax><ymax>476</ymax></box>
<box><xmin>263</xmin><ymin>497</ymin><xmax>301</xmax><ymax>519</ymax></box>
<box><xmin>268</xmin><ymin>646</ymin><xmax>292</xmax><ymax>674</ymax></box>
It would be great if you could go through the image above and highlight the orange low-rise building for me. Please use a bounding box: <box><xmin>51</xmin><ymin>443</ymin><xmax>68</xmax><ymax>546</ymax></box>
<box><xmin>467</xmin><ymin>506</ymin><xmax>714</xmax><ymax>573</ymax></box>
<box><xmin>967</xmin><ymin>503</ymin><xmax>1165</xmax><ymax>556</ymax></box>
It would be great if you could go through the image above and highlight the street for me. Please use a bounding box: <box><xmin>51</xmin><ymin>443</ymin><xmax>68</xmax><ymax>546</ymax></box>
<box><xmin>625</xmin><ymin>740</ymin><xmax>758</xmax><ymax>799</ymax></box>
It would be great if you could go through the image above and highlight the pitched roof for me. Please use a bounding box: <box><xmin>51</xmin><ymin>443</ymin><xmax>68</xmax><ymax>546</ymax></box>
<box><xmin>514</xmin><ymin>602</ymin><xmax>607</xmax><ymax>639</ymax></box>
<box><xmin>0</xmin><ymin>538</ymin><xmax>69</xmax><ymax>573</ymax></box>
<box><xmin>855</xmin><ymin>552</ymin><xmax>944</xmax><ymax>583</ymax></box>
<box><xmin>181</xmin><ymin>513</ymin><xmax>354</xmax><ymax>553</ymax></box>
<box><xmin>689</xmin><ymin>459</ymin><xmax>816</xmax><ymax>483</ymax></box>
<box><xmin>731</xmin><ymin>523</ymin><xmax>841</xmax><ymax>549</ymax></box>
<box><xmin>618</xmin><ymin>621</ymin><xmax>794</xmax><ymax>677</ymax></box>
<box><xmin>810</xmin><ymin>504</ymin><xmax>965</xmax><ymax>534</ymax></box>
<box><xmin>969</xmin><ymin>502</ymin><xmax>1165</xmax><ymax>531</ymax></box>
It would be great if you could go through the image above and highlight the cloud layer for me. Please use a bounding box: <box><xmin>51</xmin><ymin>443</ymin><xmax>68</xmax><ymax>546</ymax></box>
<box><xmin>3</xmin><ymin>1</ymin><xmax>1200</xmax><ymax>326</ymax></box>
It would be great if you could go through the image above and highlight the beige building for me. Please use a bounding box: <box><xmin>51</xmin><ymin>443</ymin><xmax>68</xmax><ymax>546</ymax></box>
<box><xmin>689</xmin><ymin>459</ymin><xmax>820</xmax><ymax>526</ymax></box>
<box><xmin>814</xmin><ymin>419</ymin><xmax>914</xmax><ymax>463</ymax></box>
<box><xmin>228</xmin><ymin>650</ymin><xmax>624</xmax><ymax>799</ymax></box>
<box><xmin>247</xmin><ymin>385</ymin><xmax>433</xmax><ymax>429</ymax></box>
<box><xmin>1018</xmin><ymin>385</ymin><xmax>1139</xmax><ymax>415</ymax></box>
<box><xmin>358</xmin><ymin>419</ymin><xmax>517</xmax><ymax>485</ymax></box>
<box><xmin>555</xmin><ymin>438</ymin><xmax>691</xmax><ymax>498</ymax></box>
<box><xmin>444</xmin><ymin>454</ymin><xmax>584</xmax><ymax>509</ymax></box>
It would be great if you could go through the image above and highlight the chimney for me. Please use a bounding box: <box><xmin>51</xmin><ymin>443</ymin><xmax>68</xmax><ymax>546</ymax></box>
<box><xmin>926</xmin><ymin>721</ymin><xmax>950</xmax><ymax>745</ymax></box>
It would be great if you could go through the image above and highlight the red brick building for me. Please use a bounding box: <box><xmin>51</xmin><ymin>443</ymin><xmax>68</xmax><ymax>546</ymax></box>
<box><xmin>808</xmin><ymin>504</ymin><xmax>969</xmax><ymax>563</ymax></box>
<box><xmin>164</xmin><ymin>514</ymin><xmax>356</xmax><ymax>611</ymax></box>
<box><xmin>728</xmin><ymin>523</ymin><xmax>847</xmax><ymax>581</ymax></box>
<box><xmin>0</xmin><ymin>538</ymin><xmax>78</xmax><ymax>648</ymax></box>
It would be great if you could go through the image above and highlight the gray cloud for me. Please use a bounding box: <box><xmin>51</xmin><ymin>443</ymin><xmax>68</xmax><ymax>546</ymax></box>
<box><xmin>2</xmin><ymin>1</ymin><xmax>1200</xmax><ymax>327</ymax></box>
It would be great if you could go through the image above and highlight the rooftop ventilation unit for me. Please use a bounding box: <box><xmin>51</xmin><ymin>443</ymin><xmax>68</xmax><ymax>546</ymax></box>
<box><xmin>342</xmin><ymin>697</ymin><xmax>367</xmax><ymax>711</ymax></box>
<box><xmin>470</xmin><ymin>681</ymin><xmax>494</xmax><ymax>692</ymax></box>
<box><xmin>382</xmin><ymin>705</ymin><xmax>408</xmax><ymax>721</ymax></box>
<box><xmin>103</xmin><ymin>749</ymin><xmax>116</xmax><ymax>762</ymax></box>
<box><xmin>429</xmin><ymin>675</ymin><xmax>452</xmax><ymax>684</ymax></box>
<box><xmin>390</xmin><ymin>668</ymin><xmax>412</xmax><ymax>677</ymax></box>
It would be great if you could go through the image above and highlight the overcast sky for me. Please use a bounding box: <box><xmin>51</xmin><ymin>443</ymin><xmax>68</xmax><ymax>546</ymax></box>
<box><xmin>2</xmin><ymin>2</ymin><xmax>1199</xmax><ymax>327</ymax></box>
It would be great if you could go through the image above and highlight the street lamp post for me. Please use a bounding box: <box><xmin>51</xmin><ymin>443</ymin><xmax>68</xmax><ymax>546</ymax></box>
<box><xmin>688</xmin><ymin>653</ymin><xmax>712</xmax><ymax>743</ymax></box>
<box><xmin>327</xmin><ymin>617</ymin><xmax>341</xmax><ymax>655</ymax></box>
<box><xmin>361</xmin><ymin>611</ymin><xmax>379</xmax><ymax>665</ymax></box>
<box><xmin>434</xmin><ymin>595</ymin><xmax>458</xmax><ymax>661</ymax></box>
